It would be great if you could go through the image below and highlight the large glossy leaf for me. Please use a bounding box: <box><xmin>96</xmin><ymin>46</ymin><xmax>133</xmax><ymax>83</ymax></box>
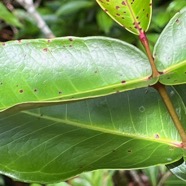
<box><xmin>167</xmin><ymin>85</ymin><xmax>186</xmax><ymax>181</ymax></box>
<box><xmin>0</xmin><ymin>37</ymin><xmax>156</xmax><ymax>112</ymax></box>
<box><xmin>96</xmin><ymin>0</ymin><xmax>152</xmax><ymax>35</ymax></box>
<box><xmin>0</xmin><ymin>86</ymin><xmax>185</xmax><ymax>183</ymax></box>
<box><xmin>154</xmin><ymin>8</ymin><xmax>186</xmax><ymax>85</ymax></box>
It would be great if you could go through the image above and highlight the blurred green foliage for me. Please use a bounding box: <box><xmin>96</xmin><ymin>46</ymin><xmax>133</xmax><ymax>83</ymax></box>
<box><xmin>1</xmin><ymin>0</ymin><xmax>186</xmax><ymax>46</ymax></box>
<box><xmin>0</xmin><ymin>2</ymin><xmax>22</xmax><ymax>28</ymax></box>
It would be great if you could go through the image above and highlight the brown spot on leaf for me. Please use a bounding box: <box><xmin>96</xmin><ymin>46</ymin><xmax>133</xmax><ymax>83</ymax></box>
<box><xmin>116</xmin><ymin>6</ymin><xmax>120</xmax><ymax>10</ymax></box>
<box><xmin>176</xmin><ymin>19</ymin><xmax>180</xmax><ymax>24</ymax></box>
<box><xmin>19</xmin><ymin>89</ymin><xmax>24</xmax><ymax>93</ymax></box>
<box><xmin>121</xmin><ymin>1</ymin><xmax>126</xmax><ymax>5</ymax></box>
<box><xmin>43</xmin><ymin>48</ymin><xmax>48</xmax><ymax>52</ymax></box>
<box><xmin>155</xmin><ymin>134</ymin><xmax>160</xmax><ymax>139</ymax></box>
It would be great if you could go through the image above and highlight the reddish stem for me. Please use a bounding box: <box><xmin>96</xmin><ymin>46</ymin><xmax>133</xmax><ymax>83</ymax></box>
<box><xmin>154</xmin><ymin>83</ymin><xmax>186</xmax><ymax>148</ymax></box>
<box><xmin>139</xmin><ymin>31</ymin><xmax>186</xmax><ymax>148</ymax></box>
<box><xmin>139</xmin><ymin>31</ymin><xmax>159</xmax><ymax>78</ymax></box>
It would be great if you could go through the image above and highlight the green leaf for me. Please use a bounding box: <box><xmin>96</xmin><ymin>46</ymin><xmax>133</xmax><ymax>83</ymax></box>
<box><xmin>152</xmin><ymin>7</ymin><xmax>171</xmax><ymax>29</ymax></box>
<box><xmin>154</xmin><ymin>8</ymin><xmax>186</xmax><ymax>85</ymax></box>
<box><xmin>168</xmin><ymin>0</ymin><xmax>186</xmax><ymax>15</ymax></box>
<box><xmin>96</xmin><ymin>0</ymin><xmax>152</xmax><ymax>35</ymax></box>
<box><xmin>0</xmin><ymin>2</ymin><xmax>22</xmax><ymax>27</ymax></box>
<box><xmin>96</xmin><ymin>10</ymin><xmax>114</xmax><ymax>34</ymax></box>
<box><xmin>0</xmin><ymin>86</ymin><xmax>185</xmax><ymax>183</ymax></box>
<box><xmin>69</xmin><ymin>170</ymin><xmax>113</xmax><ymax>186</ymax></box>
<box><xmin>174</xmin><ymin>85</ymin><xmax>186</xmax><ymax>105</ymax></box>
<box><xmin>164</xmin><ymin>173</ymin><xmax>186</xmax><ymax>185</ymax></box>
<box><xmin>56</xmin><ymin>0</ymin><xmax>94</xmax><ymax>16</ymax></box>
<box><xmin>0</xmin><ymin>37</ymin><xmax>156</xmax><ymax>112</ymax></box>
<box><xmin>167</xmin><ymin>158</ymin><xmax>186</xmax><ymax>181</ymax></box>
<box><xmin>47</xmin><ymin>182</ymin><xmax>69</xmax><ymax>186</ymax></box>
<box><xmin>166</xmin><ymin>84</ymin><xmax>186</xmax><ymax>181</ymax></box>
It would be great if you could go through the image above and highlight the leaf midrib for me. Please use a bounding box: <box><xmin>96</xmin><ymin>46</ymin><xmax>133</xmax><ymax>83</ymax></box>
<box><xmin>160</xmin><ymin>60</ymin><xmax>186</xmax><ymax>73</ymax></box>
<box><xmin>0</xmin><ymin>76</ymin><xmax>154</xmax><ymax>112</ymax></box>
<box><xmin>22</xmin><ymin>110</ymin><xmax>180</xmax><ymax>146</ymax></box>
<box><xmin>125</xmin><ymin>0</ymin><xmax>141</xmax><ymax>34</ymax></box>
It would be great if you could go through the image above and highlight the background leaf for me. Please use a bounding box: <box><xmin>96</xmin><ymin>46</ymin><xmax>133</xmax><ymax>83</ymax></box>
<box><xmin>167</xmin><ymin>0</ymin><xmax>186</xmax><ymax>14</ymax></box>
<box><xmin>96</xmin><ymin>10</ymin><xmax>114</xmax><ymax>34</ymax></box>
<box><xmin>0</xmin><ymin>2</ymin><xmax>22</xmax><ymax>27</ymax></box>
<box><xmin>0</xmin><ymin>37</ymin><xmax>156</xmax><ymax>112</ymax></box>
<box><xmin>0</xmin><ymin>86</ymin><xmax>185</xmax><ymax>183</ymax></box>
<box><xmin>56</xmin><ymin>0</ymin><xmax>94</xmax><ymax>16</ymax></box>
<box><xmin>154</xmin><ymin>8</ymin><xmax>186</xmax><ymax>85</ymax></box>
<box><xmin>96</xmin><ymin>0</ymin><xmax>152</xmax><ymax>35</ymax></box>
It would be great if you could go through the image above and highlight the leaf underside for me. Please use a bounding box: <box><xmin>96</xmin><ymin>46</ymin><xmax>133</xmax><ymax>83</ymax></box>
<box><xmin>167</xmin><ymin>85</ymin><xmax>186</xmax><ymax>181</ymax></box>
<box><xmin>154</xmin><ymin>9</ymin><xmax>186</xmax><ymax>85</ymax></box>
<box><xmin>167</xmin><ymin>158</ymin><xmax>186</xmax><ymax>181</ymax></box>
<box><xmin>0</xmin><ymin>86</ymin><xmax>185</xmax><ymax>183</ymax></box>
<box><xmin>0</xmin><ymin>37</ymin><xmax>156</xmax><ymax>112</ymax></box>
<box><xmin>96</xmin><ymin>0</ymin><xmax>152</xmax><ymax>35</ymax></box>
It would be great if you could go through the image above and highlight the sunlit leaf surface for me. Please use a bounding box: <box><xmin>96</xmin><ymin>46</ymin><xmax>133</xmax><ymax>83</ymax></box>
<box><xmin>0</xmin><ymin>37</ymin><xmax>156</xmax><ymax>112</ymax></box>
<box><xmin>96</xmin><ymin>0</ymin><xmax>152</xmax><ymax>35</ymax></box>
<box><xmin>154</xmin><ymin>9</ymin><xmax>186</xmax><ymax>85</ymax></box>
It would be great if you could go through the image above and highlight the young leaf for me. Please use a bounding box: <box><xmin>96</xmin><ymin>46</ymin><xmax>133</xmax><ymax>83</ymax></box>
<box><xmin>154</xmin><ymin>8</ymin><xmax>186</xmax><ymax>85</ymax></box>
<box><xmin>0</xmin><ymin>37</ymin><xmax>156</xmax><ymax>112</ymax></box>
<box><xmin>96</xmin><ymin>0</ymin><xmax>152</xmax><ymax>35</ymax></box>
<box><xmin>0</xmin><ymin>86</ymin><xmax>185</xmax><ymax>183</ymax></box>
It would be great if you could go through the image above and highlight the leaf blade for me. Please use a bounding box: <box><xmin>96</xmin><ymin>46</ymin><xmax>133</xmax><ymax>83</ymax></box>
<box><xmin>0</xmin><ymin>2</ymin><xmax>22</xmax><ymax>27</ymax></box>
<box><xmin>154</xmin><ymin>8</ymin><xmax>186</xmax><ymax>85</ymax></box>
<box><xmin>96</xmin><ymin>0</ymin><xmax>152</xmax><ymax>35</ymax></box>
<box><xmin>0</xmin><ymin>86</ymin><xmax>185</xmax><ymax>183</ymax></box>
<box><xmin>0</xmin><ymin>37</ymin><xmax>156</xmax><ymax>112</ymax></box>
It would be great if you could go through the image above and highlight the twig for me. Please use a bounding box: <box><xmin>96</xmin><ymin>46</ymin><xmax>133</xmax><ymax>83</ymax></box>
<box><xmin>139</xmin><ymin>31</ymin><xmax>159</xmax><ymax>78</ymax></box>
<box><xmin>129</xmin><ymin>170</ymin><xmax>145</xmax><ymax>186</ymax></box>
<box><xmin>157</xmin><ymin>171</ymin><xmax>172</xmax><ymax>186</ymax></box>
<box><xmin>154</xmin><ymin>83</ymin><xmax>186</xmax><ymax>147</ymax></box>
<box><xmin>15</xmin><ymin>0</ymin><xmax>55</xmax><ymax>38</ymax></box>
<box><xmin>139</xmin><ymin>31</ymin><xmax>186</xmax><ymax>148</ymax></box>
